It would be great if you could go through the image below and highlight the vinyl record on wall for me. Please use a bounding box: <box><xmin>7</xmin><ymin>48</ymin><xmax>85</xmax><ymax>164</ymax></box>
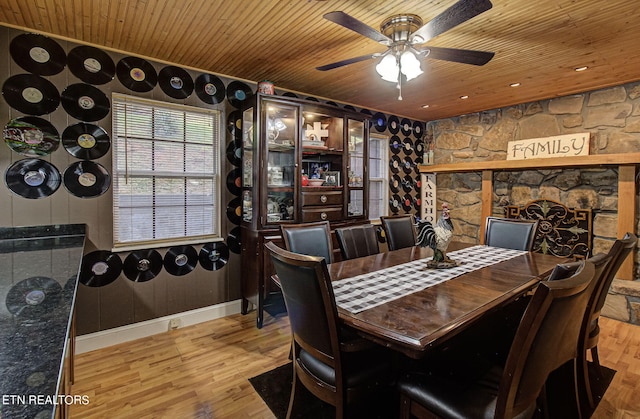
<box><xmin>158</xmin><ymin>65</ymin><xmax>194</xmax><ymax>99</ymax></box>
<box><xmin>116</xmin><ymin>56</ymin><xmax>157</xmax><ymax>92</ymax></box>
<box><xmin>343</xmin><ymin>104</ymin><xmax>356</xmax><ymax>112</ymax></box>
<box><xmin>281</xmin><ymin>91</ymin><xmax>298</xmax><ymax>98</ymax></box>
<box><xmin>2</xmin><ymin>74</ymin><xmax>60</xmax><ymax>115</ymax></box>
<box><xmin>401</xmin><ymin>118</ymin><xmax>412</xmax><ymax>136</ymax></box>
<box><xmin>402</xmin><ymin>194</ymin><xmax>413</xmax><ymax>212</ymax></box>
<box><xmin>389</xmin><ymin>155</ymin><xmax>402</xmax><ymax>174</ymax></box>
<box><xmin>413</xmin><ymin>121</ymin><xmax>424</xmax><ymax>139</ymax></box>
<box><xmin>388</xmin><ymin>115</ymin><xmax>400</xmax><ymax>134</ymax></box>
<box><xmin>389</xmin><ymin>136</ymin><xmax>401</xmax><ymax>155</ymax></box>
<box><xmin>5</xmin><ymin>158</ymin><xmax>61</xmax><ymax>199</ymax></box>
<box><xmin>10</xmin><ymin>33</ymin><xmax>66</xmax><ymax>76</ymax></box>
<box><xmin>226</xmin><ymin>168</ymin><xmax>241</xmax><ymax>196</ymax></box>
<box><xmin>413</xmin><ymin>176</ymin><xmax>421</xmax><ymax>193</ymax></box>
<box><xmin>402</xmin><ymin>137</ymin><xmax>414</xmax><ymax>156</ymax></box>
<box><xmin>226</xmin><ymin>197</ymin><xmax>241</xmax><ymax>225</ymax></box>
<box><xmin>227</xmin><ymin>226</ymin><xmax>241</xmax><ymax>254</ymax></box>
<box><xmin>402</xmin><ymin>175</ymin><xmax>414</xmax><ymax>193</ymax></box>
<box><xmin>226</xmin><ymin>141</ymin><xmax>242</xmax><ymax>167</ymax></box>
<box><xmin>389</xmin><ymin>194</ymin><xmax>401</xmax><ymax>214</ymax></box>
<box><xmin>371</xmin><ymin>112</ymin><xmax>387</xmax><ymax>132</ymax></box>
<box><xmin>194</xmin><ymin>73</ymin><xmax>225</xmax><ymax>104</ymax></box>
<box><xmin>415</xmin><ymin>140</ymin><xmax>424</xmax><ymax>156</ymax></box>
<box><xmin>226</xmin><ymin>81</ymin><xmax>253</xmax><ymax>108</ymax></box>
<box><xmin>68</xmin><ymin>45</ymin><xmax>116</xmax><ymax>85</ymax></box>
<box><xmin>402</xmin><ymin>156</ymin><xmax>414</xmax><ymax>175</ymax></box>
<box><xmin>413</xmin><ymin>196</ymin><xmax>421</xmax><ymax>211</ymax></box>
<box><xmin>3</xmin><ymin>116</ymin><xmax>60</xmax><ymax>157</ymax></box>
<box><xmin>61</xmin><ymin>83</ymin><xmax>110</xmax><ymax>122</ymax></box>
<box><xmin>227</xmin><ymin>110</ymin><xmax>242</xmax><ymax>138</ymax></box>
<box><xmin>6</xmin><ymin>276</ymin><xmax>63</xmax><ymax>318</ymax></box>
<box><xmin>123</xmin><ymin>249</ymin><xmax>163</xmax><ymax>282</ymax></box>
<box><xmin>375</xmin><ymin>225</ymin><xmax>386</xmax><ymax>243</ymax></box>
<box><xmin>79</xmin><ymin>250</ymin><xmax>122</xmax><ymax>287</ymax></box>
<box><xmin>62</xmin><ymin>122</ymin><xmax>110</xmax><ymax>159</ymax></box>
<box><xmin>163</xmin><ymin>245</ymin><xmax>198</xmax><ymax>276</ymax></box>
<box><xmin>199</xmin><ymin>242</ymin><xmax>229</xmax><ymax>271</ymax></box>
<box><xmin>389</xmin><ymin>174</ymin><xmax>401</xmax><ymax>194</ymax></box>
<box><xmin>63</xmin><ymin>161</ymin><xmax>110</xmax><ymax>198</ymax></box>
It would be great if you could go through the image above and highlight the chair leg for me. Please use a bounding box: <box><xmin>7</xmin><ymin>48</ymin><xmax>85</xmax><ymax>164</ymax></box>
<box><xmin>286</xmin><ymin>365</ymin><xmax>303</xmax><ymax>419</ymax></box>
<box><xmin>578</xmin><ymin>351</ymin><xmax>595</xmax><ymax>411</ymax></box>
<box><xmin>399</xmin><ymin>393</ymin><xmax>411</xmax><ymax>419</ymax></box>
<box><xmin>590</xmin><ymin>346</ymin><xmax>603</xmax><ymax>378</ymax></box>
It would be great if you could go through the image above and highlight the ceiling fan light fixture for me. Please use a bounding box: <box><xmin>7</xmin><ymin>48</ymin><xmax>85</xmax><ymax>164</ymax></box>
<box><xmin>400</xmin><ymin>50</ymin><xmax>423</xmax><ymax>81</ymax></box>
<box><xmin>376</xmin><ymin>54</ymin><xmax>399</xmax><ymax>82</ymax></box>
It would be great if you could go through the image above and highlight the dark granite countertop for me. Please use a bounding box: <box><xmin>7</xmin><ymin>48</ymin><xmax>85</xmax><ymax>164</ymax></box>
<box><xmin>0</xmin><ymin>224</ymin><xmax>85</xmax><ymax>419</ymax></box>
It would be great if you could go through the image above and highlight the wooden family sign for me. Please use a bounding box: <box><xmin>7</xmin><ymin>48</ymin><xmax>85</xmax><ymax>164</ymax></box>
<box><xmin>507</xmin><ymin>132</ymin><xmax>590</xmax><ymax>160</ymax></box>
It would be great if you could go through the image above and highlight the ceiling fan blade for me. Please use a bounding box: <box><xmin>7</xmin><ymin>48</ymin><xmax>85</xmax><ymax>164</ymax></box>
<box><xmin>324</xmin><ymin>11</ymin><xmax>391</xmax><ymax>44</ymax></box>
<box><xmin>316</xmin><ymin>54</ymin><xmax>378</xmax><ymax>71</ymax></box>
<box><xmin>425</xmin><ymin>46</ymin><xmax>494</xmax><ymax>66</ymax></box>
<box><xmin>411</xmin><ymin>0</ymin><xmax>493</xmax><ymax>44</ymax></box>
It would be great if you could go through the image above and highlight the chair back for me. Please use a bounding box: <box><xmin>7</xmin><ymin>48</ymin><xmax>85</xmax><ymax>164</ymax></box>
<box><xmin>265</xmin><ymin>241</ymin><xmax>340</xmax><ymax>367</ymax></box>
<box><xmin>380</xmin><ymin>215</ymin><xmax>416</xmax><ymax>251</ymax></box>
<box><xmin>280</xmin><ymin>221</ymin><xmax>333</xmax><ymax>263</ymax></box>
<box><xmin>484</xmin><ymin>216</ymin><xmax>539</xmax><ymax>251</ymax></box>
<box><xmin>496</xmin><ymin>260</ymin><xmax>596</xmax><ymax>418</ymax></box>
<box><xmin>335</xmin><ymin>224</ymin><xmax>380</xmax><ymax>260</ymax></box>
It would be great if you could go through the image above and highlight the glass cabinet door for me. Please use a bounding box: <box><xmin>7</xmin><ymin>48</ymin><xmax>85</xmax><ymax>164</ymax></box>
<box><xmin>242</xmin><ymin>107</ymin><xmax>254</xmax><ymax>222</ymax></box>
<box><xmin>264</xmin><ymin>101</ymin><xmax>297</xmax><ymax>224</ymax></box>
<box><xmin>346</xmin><ymin>118</ymin><xmax>365</xmax><ymax>217</ymax></box>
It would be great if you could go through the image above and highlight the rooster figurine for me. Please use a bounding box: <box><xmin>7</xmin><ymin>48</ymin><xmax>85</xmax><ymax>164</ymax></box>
<box><xmin>416</xmin><ymin>203</ymin><xmax>456</xmax><ymax>268</ymax></box>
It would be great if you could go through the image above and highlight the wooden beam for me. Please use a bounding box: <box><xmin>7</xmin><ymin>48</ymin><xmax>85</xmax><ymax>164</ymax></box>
<box><xmin>479</xmin><ymin>170</ymin><xmax>493</xmax><ymax>244</ymax></box>
<box><xmin>617</xmin><ymin>165</ymin><xmax>637</xmax><ymax>280</ymax></box>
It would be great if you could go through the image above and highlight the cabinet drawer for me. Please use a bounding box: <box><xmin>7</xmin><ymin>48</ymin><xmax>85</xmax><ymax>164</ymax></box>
<box><xmin>302</xmin><ymin>207</ymin><xmax>343</xmax><ymax>223</ymax></box>
<box><xmin>301</xmin><ymin>190</ymin><xmax>343</xmax><ymax>206</ymax></box>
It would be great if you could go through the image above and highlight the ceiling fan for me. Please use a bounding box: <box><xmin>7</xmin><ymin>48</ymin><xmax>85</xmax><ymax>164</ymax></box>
<box><xmin>316</xmin><ymin>0</ymin><xmax>495</xmax><ymax>99</ymax></box>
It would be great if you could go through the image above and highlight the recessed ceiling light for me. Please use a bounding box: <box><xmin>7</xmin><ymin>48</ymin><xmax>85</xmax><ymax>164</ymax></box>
<box><xmin>510</xmin><ymin>82</ymin><xmax>521</xmax><ymax>87</ymax></box>
<box><xmin>460</xmin><ymin>95</ymin><xmax>469</xmax><ymax>100</ymax></box>
<box><xmin>574</xmin><ymin>66</ymin><xmax>588</xmax><ymax>72</ymax></box>
<box><xmin>421</xmin><ymin>104</ymin><xmax>430</xmax><ymax>108</ymax></box>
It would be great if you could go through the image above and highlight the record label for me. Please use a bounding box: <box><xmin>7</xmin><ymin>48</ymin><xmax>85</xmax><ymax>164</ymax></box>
<box><xmin>199</xmin><ymin>242</ymin><xmax>229</xmax><ymax>271</ymax></box>
<box><xmin>80</xmin><ymin>251</ymin><xmax>122</xmax><ymax>287</ymax></box>
<box><xmin>10</xmin><ymin>34</ymin><xmax>66</xmax><ymax>75</ymax></box>
<box><xmin>5</xmin><ymin>158</ymin><xmax>61</xmax><ymax>199</ymax></box>
<box><xmin>195</xmin><ymin>73</ymin><xmax>225</xmax><ymax>104</ymax></box>
<box><xmin>123</xmin><ymin>249</ymin><xmax>163</xmax><ymax>282</ymax></box>
<box><xmin>63</xmin><ymin>161</ymin><xmax>110</xmax><ymax>198</ymax></box>
<box><xmin>68</xmin><ymin>45</ymin><xmax>116</xmax><ymax>85</ymax></box>
<box><xmin>62</xmin><ymin>122</ymin><xmax>110</xmax><ymax>159</ymax></box>
<box><xmin>2</xmin><ymin>74</ymin><xmax>60</xmax><ymax>115</ymax></box>
<box><xmin>61</xmin><ymin>83</ymin><xmax>110</xmax><ymax>121</ymax></box>
<box><xmin>163</xmin><ymin>245</ymin><xmax>198</xmax><ymax>276</ymax></box>
<box><xmin>3</xmin><ymin>116</ymin><xmax>60</xmax><ymax>157</ymax></box>
<box><xmin>117</xmin><ymin>57</ymin><xmax>157</xmax><ymax>92</ymax></box>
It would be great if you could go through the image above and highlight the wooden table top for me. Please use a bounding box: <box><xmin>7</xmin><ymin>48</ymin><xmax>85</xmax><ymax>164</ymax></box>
<box><xmin>328</xmin><ymin>242</ymin><xmax>566</xmax><ymax>359</ymax></box>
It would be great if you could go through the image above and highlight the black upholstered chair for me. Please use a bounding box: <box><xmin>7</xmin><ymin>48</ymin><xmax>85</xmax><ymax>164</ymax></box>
<box><xmin>280</xmin><ymin>220</ymin><xmax>333</xmax><ymax>263</ymax></box>
<box><xmin>380</xmin><ymin>215</ymin><xmax>416</xmax><ymax>251</ymax></box>
<box><xmin>484</xmin><ymin>216</ymin><xmax>539</xmax><ymax>251</ymax></box>
<box><xmin>265</xmin><ymin>242</ymin><xmax>391</xmax><ymax>419</ymax></box>
<box><xmin>397</xmin><ymin>260</ymin><xmax>597</xmax><ymax>419</ymax></box>
<box><xmin>335</xmin><ymin>224</ymin><xmax>380</xmax><ymax>260</ymax></box>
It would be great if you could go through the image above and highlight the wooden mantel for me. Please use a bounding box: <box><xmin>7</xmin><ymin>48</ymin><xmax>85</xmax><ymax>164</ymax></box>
<box><xmin>419</xmin><ymin>152</ymin><xmax>640</xmax><ymax>280</ymax></box>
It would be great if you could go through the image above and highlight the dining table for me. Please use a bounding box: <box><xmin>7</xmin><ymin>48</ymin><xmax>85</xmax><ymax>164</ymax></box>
<box><xmin>328</xmin><ymin>242</ymin><xmax>568</xmax><ymax>359</ymax></box>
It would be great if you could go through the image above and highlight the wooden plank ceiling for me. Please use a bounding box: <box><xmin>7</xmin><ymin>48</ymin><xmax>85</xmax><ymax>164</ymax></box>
<box><xmin>1</xmin><ymin>0</ymin><xmax>639</xmax><ymax>121</ymax></box>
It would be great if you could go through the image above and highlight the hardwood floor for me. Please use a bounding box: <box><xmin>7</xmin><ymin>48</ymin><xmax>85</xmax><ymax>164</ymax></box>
<box><xmin>71</xmin><ymin>313</ymin><xmax>640</xmax><ymax>418</ymax></box>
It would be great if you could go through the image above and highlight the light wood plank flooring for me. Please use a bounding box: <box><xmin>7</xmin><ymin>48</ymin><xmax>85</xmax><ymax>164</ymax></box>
<box><xmin>71</xmin><ymin>313</ymin><xmax>640</xmax><ymax>418</ymax></box>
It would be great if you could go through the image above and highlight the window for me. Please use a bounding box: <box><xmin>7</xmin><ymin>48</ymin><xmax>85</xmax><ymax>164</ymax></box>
<box><xmin>368</xmin><ymin>134</ymin><xmax>389</xmax><ymax>220</ymax></box>
<box><xmin>112</xmin><ymin>94</ymin><xmax>221</xmax><ymax>248</ymax></box>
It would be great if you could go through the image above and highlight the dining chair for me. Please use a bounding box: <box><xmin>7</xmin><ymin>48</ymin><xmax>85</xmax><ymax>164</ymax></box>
<box><xmin>380</xmin><ymin>215</ymin><xmax>416</xmax><ymax>251</ymax></box>
<box><xmin>335</xmin><ymin>224</ymin><xmax>380</xmax><ymax>260</ymax></box>
<box><xmin>280</xmin><ymin>220</ymin><xmax>333</xmax><ymax>263</ymax></box>
<box><xmin>484</xmin><ymin>216</ymin><xmax>539</xmax><ymax>251</ymax></box>
<box><xmin>265</xmin><ymin>241</ymin><xmax>392</xmax><ymax>419</ymax></box>
<box><xmin>397</xmin><ymin>260</ymin><xmax>596</xmax><ymax>419</ymax></box>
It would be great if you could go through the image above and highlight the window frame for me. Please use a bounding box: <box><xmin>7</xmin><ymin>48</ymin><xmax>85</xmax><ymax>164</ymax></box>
<box><xmin>368</xmin><ymin>133</ymin><xmax>389</xmax><ymax>221</ymax></box>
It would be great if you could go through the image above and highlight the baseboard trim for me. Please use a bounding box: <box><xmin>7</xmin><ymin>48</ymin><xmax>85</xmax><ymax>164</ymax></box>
<box><xmin>75</xmin><ymin>300</ymin><xmax>242</xmax><ymax>354</ymax></box>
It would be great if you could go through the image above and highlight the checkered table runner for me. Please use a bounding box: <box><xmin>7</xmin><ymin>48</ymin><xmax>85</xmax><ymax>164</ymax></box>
<box><xmin>333</xmin><ymin>245</ymin><xmax>527</xmax><ymax>313</ymax></box>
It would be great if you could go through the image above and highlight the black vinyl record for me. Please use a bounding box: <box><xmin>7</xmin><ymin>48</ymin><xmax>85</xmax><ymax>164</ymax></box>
<box><xmin>389</xmin><ymin>155</ymin><xmax>402</xmax><ymax>174</ymax></box>
<box><xmin>226</xmin><ymin>197</ymin><xmax>241</xmax><ymax>225</ymax></box>
<box><xmin>414</xmin><ymin>176</ymin><xmax>421</xmax><ymax>193</ymax></box>
<box><xmin>402</xmin><ymin>156</ymin><xmax>414</xmax><ymax>174</ymax></box>
<box><xmin>281</xmin><ymin>91</ymin><xmax>298</xmax><ymax>98</ymax></box>
<box><xmin>402</xmin><ymin>175</ymin><xmax>414</xmax><ymax>193</ymax></box>
<box><xmin>116</xmin><ymin>56</ymin><xmax>157</xmax><ymax>92</ymax></box>
<box><xmin>10</xmin><ymin>33</ymin><xmax>66</xmax><ymax>76</ymax></box>
<box><xmin>226</xmin><ymin>81</ymin><xmax>253</xmax><ymax>108</ymax></box>
<box><xmin>227</xmin><ymin>226</ymin><xmax>241</xmax><ymax>254</ymax></box>
<box><xmin>389</xmin><ymin>174</ymin><xmax>401</xmax><ymax>194</ymax></box>
<box><xmin>389</xmin><ymin>194</ymin><xmax>401</xmax><ymax>214</ymax></box>
<box><xmin>389</xmin><ymin>135</ymin><xmax>401</xmax><ymax>155</ymax></box>
<box><xmin>123</xmin><ymin>249</ymin><xmax>163</xmax><ymax>282</ymax></box>
<box><xmin>158</xmin><ymin>66</ymin><xmax>194</xmax><ymax>99</ymax></box>
<box><xmin>376</xmin><ymin>225</ymin><xmax>386</xmax><ymax>243</ymax></box>
<box><xmin>402</xmin><ymin>137</ymin><xmax>414</xmax><ymax>155</ymax></box>
<box><xmin>402</xmin><ymin>194</ymin><xmax>413</xmax><ymax>212</ymax></box>
<box><xmin>80</xmin><ymin>250</ymin><xmax>122</xmax><ymax>287</ymax></box>
<box><xmin>388</xmin><ymin>115</ymin><xmax>400</xmax><ymax>134</ymax></box>
<box><xmin>5</xmin><ymin>158</ymin><xmax>61</xmax><ymax>199</ymax></box>
<box><xmin>372</xmin><ymin>112</ymin><xmax>387</xmax><ymax>132</ymax></box>
<box><xmin>343</xmin><ymin>104</ymin><xmax>356</xmax><ymax>112</ymax></box>
<box><xmin>226</xmin><ymin>141</ymin><xmax>242</xmax><ymax>167</ymax></box>
<box><xmin>163</xmin><ymin>245</ymin><xmax>198</xmax><ymax>276</ymax></box>
<box><xmin>3</xmin><ymin>116</ymin><xmax>60</xmax><ymax>157</ymax></box>
<box><xmin>415</xmin><ymin>140</ymin><xmax>424</xmax><ymax>156</ymax></box>
<box><xmin>413</xmin><ymin>121</ymin><xmax>424</xmax><ymax>139</ymax></box>
<box><xmin>68</xmin><ymin>45</ymin><xmax>115</xmax><ymax>85</ymax></box>
<box><xmin>6</xmin><ymin>276</ymin><xmax>63</xmax><ymax>318</ymax></box>
<box><xmin>2</xmin><ymin>74</ymin><xmax>60</xmax><ymax>115</ymax></box>
<box><xmin>63</xmin><ymin>161</ymin><xmax>110</xmax><ymax>198</ymax></box>
<box><xmin>61</xmin><ymin>83</ymin><xmax>110</xmax><ymax>121</ymax></box>
<box><xmin>413</xmin><ymin>196</ymin><xmax>422</xmax><ymax>211</ymax></box>
<box><xmin>199</xmin><ymin>242</ymin><xmax>229</xmax><ymax>271</ymax></box>
<box><xmin>226</xmin><ymin>168</ymin><xmax>241</xmax><ymax>196</ymax></box>
<box><xmin>227</xmin><ymin>110</ymin><xmax>242</xmax><ymax>138</ymax></box>
<box><xmin>401</xmin><ymin>118</ymin><xmax>412</xmax><ymax>136</ymax></box>
<box><xmin>194</xmin><ymin>73</ymin><xmax>225</xmax><ymax>104</ymax></box>
<box><xmin>62</xmin><ymin>122</ymin><xmax>110</xmax><ymax>159</ymax></box>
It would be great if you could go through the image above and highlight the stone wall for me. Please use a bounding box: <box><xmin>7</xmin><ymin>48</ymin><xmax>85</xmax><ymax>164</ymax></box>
<box><xmin>426</xmin><ymin>82</ymin><xmax>640</xmax><ymax>324</ymax></box>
